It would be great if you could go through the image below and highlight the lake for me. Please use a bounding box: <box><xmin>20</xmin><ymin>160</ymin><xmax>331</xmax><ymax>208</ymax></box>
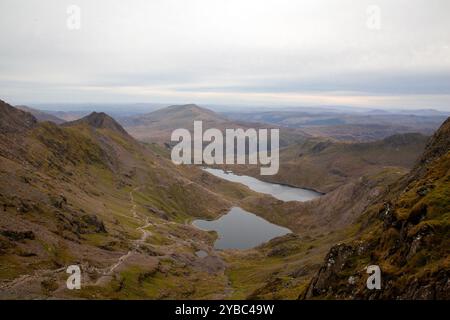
<box><xmin>192</xmin><ymin>207</ymin><xmax>292</xmax><ymax>250</ymax></box>
<box><xmin>202</xmin><ymin>168</ymin><xmax>322</xmax><ymax>202</ymax></box>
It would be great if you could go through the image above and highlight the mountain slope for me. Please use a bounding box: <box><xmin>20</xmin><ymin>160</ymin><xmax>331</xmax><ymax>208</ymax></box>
<box><xmin>16</xmin><ymin>105</ymin><xmax>65</xmax><ymax>124</ymax></box>
<box><xmin>63</xmin><ymin>112</ymin><xmax>129</xmax><ymax>136</ymax></box>
<box><xmin>301</xmin><ymin>117</ymin><xmax>450</xmax><ymax>299</ymax></box>
<box><xmin>0</xmin><ymin>100</ymin><xmax>259</xmax><ymax>299</ymax></box>
<box><xmin>1</xmin><ymin>99</ymin><xmax>443</xmax><ymax>300</ymax></box>
<box><xmin>0</xmin><ymin>100</ymin><xmax>37</xmax><ymax>133</ymax></box>
<box><xmin>119</xmin><ymin>104</ymin><xmax>228</xmax><ymax>143</ymax></box>
<box><xmin>120</xmin><ymin>104</ymin><xmax>227</xmax><ymax>127</ymax></box>
<box><xmin>228</xmin><ymin>132</ymin><xmax>428</xmax><ymax>193</ymax></box>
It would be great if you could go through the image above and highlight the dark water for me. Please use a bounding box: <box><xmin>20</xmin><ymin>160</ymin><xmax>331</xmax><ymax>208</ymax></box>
<box><xmin>202</xmin><ymin>168</ymin><xmax>321</xmax><ymax>202</ymax></box>
<box><xmin>193</xmin><ymin>207</ymin><xmax>291</xmax><ymax>250</ymax></box>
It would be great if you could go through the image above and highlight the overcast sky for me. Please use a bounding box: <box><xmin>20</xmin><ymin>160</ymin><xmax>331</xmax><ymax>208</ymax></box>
<box><xmin>1</xmin><ymin>0</ymin><xmax>450</xmax><ymax>110</ymax></box>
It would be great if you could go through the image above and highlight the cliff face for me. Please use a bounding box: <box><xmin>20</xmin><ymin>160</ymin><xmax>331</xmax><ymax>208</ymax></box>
<box><xmin>301</xmin><ymin>118</ymin><xmax>450</xmax><ymax>300</ymax></box>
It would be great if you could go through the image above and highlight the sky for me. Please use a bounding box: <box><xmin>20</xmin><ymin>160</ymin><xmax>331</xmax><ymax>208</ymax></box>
<box><xmin>1</xmin><ymin>0</ymin><xmax>450</xmax><ymax>110</ymax></box>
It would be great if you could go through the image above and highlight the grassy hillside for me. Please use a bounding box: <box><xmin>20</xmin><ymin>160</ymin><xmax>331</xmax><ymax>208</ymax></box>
<box><xmin>301</xmin><ymin>118</ymin><xmax>450</xmax><ymax>299</ymax></box>
<box><xmin>1</xmin><ymin>99</ymin><xmax>445</xmax><ymax>300</ymax></box>
<box><xmin>0</xmin><ymin>100</ymin><xmax>261</xmax><ymax>299</ymax></box>
<box><xmin>226</xmin><ymin>132</ymin><xmax>428</xmax><ymax>193</ymax></box>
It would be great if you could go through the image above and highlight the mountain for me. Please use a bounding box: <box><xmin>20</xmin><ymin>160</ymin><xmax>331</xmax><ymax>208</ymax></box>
<box><xmin>63</xmin><ymin>112</ymin><xmax>129</xmax><ymax>136</ymax></box>
<box><xmin>228</xmin><ymin>132</ymin><xmax>429</xmax><ymax>193</ymax></box>
<box><xmin>301</xmin><ymin>117</ymin><xmax>450</xmax><ymax>299</ymax></box>
<box><xmin>0</xmin><ymin>100</ymin><xmax>260</xmax><ymax>299</ymax></box>
<box><xmin>0</xmin><ymin>100</ymin><xmax>37</xmax><ymax>133</ymax></box>
<box><xmin>224</xmin><ymin>110</ymin><xmax>447</xmax><ymax>142</ymax></box>
<box><xmin>119</xmin><ymin>103</ymin><xmax>308</xmax><ymax>146</ymax></box>
<box><xmin>119</xmin><ymin>104</ymin><xmax>233</xmax><ymax>143</ymax></box>
<box><xmin>45</xmin><ymin>110</ymin><xmax>88</xmax><ymax>122</ymax></box>
<box><xmin>1</xmin><ymin>98</ymin><xmax>445</xmax><ymax>300</ymax></box>
<box><xmin>15</xmin><ymin>105</ymin><xmax>65</xmax><ymax>124</ymax></box>
<box><xmin>0</xmin><ymin>99</ymin><xmax>391</xmax><ymax>299</ymax></box>
<box><xmin>121</xmin><ymin>104</ymin><xmax>226</xmax><ymax>126</ymax></box>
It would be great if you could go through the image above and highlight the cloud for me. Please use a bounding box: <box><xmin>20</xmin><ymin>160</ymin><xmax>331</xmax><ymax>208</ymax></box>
<box><xmin>0</xmin><ymin>0</ymin><xmax>450</xmax><ymax>109</ymax></box>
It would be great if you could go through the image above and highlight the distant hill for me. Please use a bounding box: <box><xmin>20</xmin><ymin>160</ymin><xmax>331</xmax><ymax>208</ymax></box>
<box><xmin>15</xmin><ymin>105</ymin><xmax>65</xmax><ymax>124</ymax></box>
<box><xmin>45</xmin><ymin>110</ymin><xmax>89</xmax><ymax>122</ymax></box>
<box><xmin>120</xmin><ymin>104</ymin><xmax>227</xmax><ymax>127</ymax></box>
<box><xmin>224</xmin><ymin>110</ymin><xmax>448</xmax><ymax>142</ymax></box>
<box><xmin>119</xmin><ymin>104</ymin><xmax>229</xmax><ymax>143</ymax></box>
<box><xmin>228</xmin><ymin>132</ymin><xmax>429</xmax><ymax>193</ymax></box>
<box><xmin>119</xmin><ymin>104</ymin><xmax>308</xmax><ymax>146</ymax></box>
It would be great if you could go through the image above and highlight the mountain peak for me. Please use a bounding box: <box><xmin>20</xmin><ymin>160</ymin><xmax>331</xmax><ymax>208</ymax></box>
<box><xmin>159</xmin><ymin>104</ymin><xmax>226</xmax><ymax>121</ymax></box>
<box><xmin>0</xmin><ymin>99</ymin><xmax>37</xmax><ymax>133</ymax></box>
<box><xmin>166</xmin><ymin>104</ymin><xmax>212</xmax><ymax>114</ymax></box>
<box><xmin>168</xmin><ymin>103</ymin><xmax>200</xmax><ymax>109</ymax></box>
<box><xmin>64</xmin><ymin>111</ymin><xmax>128</xmax><ymax>135</ymax></box>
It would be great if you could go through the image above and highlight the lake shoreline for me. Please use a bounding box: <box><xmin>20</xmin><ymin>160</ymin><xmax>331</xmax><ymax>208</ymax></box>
<box><xmin>202</xmin><ymin>167</ymin><xmax>323</xmax><ymax>202</ymax></box>
<box><xmin>192</xmin><ymin>207</ymin><xmax>292</xmax><ymax>250</ymax></box>
<box><xmin>248</xmin><ymin>177</ymin><xmax>326</xmax><ymax>195</ymax></box>
<box><xmin>202</xmin><ymin>166</ymin><xmax>326</xmax><ymax>195</ymax></box>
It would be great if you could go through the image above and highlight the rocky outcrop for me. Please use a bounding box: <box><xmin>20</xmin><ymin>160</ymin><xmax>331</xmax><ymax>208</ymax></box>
<box><xmin>80</xmin><ymin>214</ymin><xmax>107</xmax><ymax>233</ymax></box>
<box><xmin>57</xmin><ymin>212</ymin><xmax>107</xmax><ymax>236</ymax></box>
<box><xmin>0</xmin><ymin>230</ymin><xmax>35</xmax><ymax>241</ymax></box>
<box><xmin>302</xmin><ymin>202</ymin><xmax>449</xmax><ymax>299</ymax></box>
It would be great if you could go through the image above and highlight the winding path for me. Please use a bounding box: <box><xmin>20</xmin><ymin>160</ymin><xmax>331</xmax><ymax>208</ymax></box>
<box><xmin>0</xmin><ymin>186</ymin><xmax>152</xmax><ymax>292</ymax></box>
<box><xmin>95</xmin><ymin>186</ymin><xmax>152</xmax><ymax>284</ymax></box>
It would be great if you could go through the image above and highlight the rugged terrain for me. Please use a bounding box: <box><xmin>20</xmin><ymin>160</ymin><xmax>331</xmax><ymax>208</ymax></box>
<box><xmin>0</xmin><ymin>100</ymin><xmax>447</xmax><ymax>299</ymax></box>
<box><xmin>301</xmin><ymin>118</ymin><xmax>450</xmax><ymax>299</ymax></box>
<box><xmin>0</xmin><ymin>100</ymin><xmax>261</xmax><ymax>298</ymax></box>
<box><xmin>229</xmin><ymin>133</ymin><xmax>428</xmax><ymax>193</ymax></box>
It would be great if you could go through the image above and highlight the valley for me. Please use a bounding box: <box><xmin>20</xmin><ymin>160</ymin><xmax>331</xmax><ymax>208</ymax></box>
<box><xmin>0</xmin><ymin>99</ymin><xmax>448</xmax><ymax>300</ymax></box>
<box><xmin>1</xmin><ymin>0</ymin><xmax>449</xmax><ymax>304</ymax></box>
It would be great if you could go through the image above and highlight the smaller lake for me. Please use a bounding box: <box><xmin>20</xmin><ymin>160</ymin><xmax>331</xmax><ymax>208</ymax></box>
<box><xmin>192</xmin><ymin>207</ymin><xmax>291</xmax><ymax>250</ymax></box>
<box><xmin>203</xmin><ymin>168</ymin><xmax>321</xmax><ymax>202</ymax></box>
